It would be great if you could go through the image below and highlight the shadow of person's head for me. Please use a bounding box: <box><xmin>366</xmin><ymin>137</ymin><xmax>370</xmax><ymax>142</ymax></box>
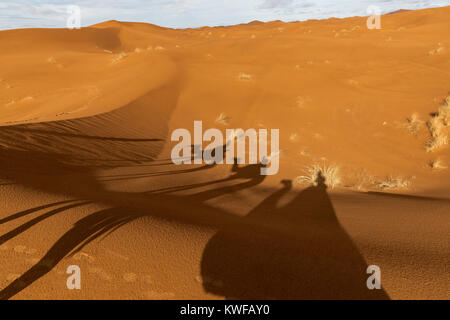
<box><xmin>316</xmin><ymin>171</ymin><xmax>327</xmax><ymax>189</ymax></box>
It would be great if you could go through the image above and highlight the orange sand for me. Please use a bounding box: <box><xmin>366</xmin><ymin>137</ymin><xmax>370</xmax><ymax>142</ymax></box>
<box><xmin>0</xmin><ymin>6</ymin><xmax>449</xmax><ymax>299</ymax></box>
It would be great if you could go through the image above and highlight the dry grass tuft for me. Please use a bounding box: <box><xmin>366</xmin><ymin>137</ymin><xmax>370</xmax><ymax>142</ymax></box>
<box><xmin>375</xmin><ymin>176</ymin><xmax>411</xmax><ymax>190</ymax></box>
<box><xmin>5</xmin><ymin>100</ymin><xmax>16</xmax><ymax>106</ymax></box>
<box><xmin>426</xmin><ymin>134</ymin><xmax>448</xmax><ymax>152</ymax></box>
<box><xmin>350</xmin><ymin>169</ymin><xmax>374</xmax><ymax>191</ymax></box>
<box><xmin>406</xmin><ymin>113</ymin><xmax>423</xmax><ymax>133</ymax></box>
<box><xmin>215</xmin><ymin>113</ymin><xmax>230</xmax><ymax>125</ymax></box>
<box><xmin>111</xmin><ymin>52</ymin><xmax>127</xmax><ymax>63</ymax></box>
<box><xmin>289</xmin><ymin>133</ymin><xmax>299</xmax><ymax>142</ymax></box>
<box><xmin>20</xmin><ymin>96</ymin><xmax>34</xmax><ymax>102</ymax></box>
<box><xmin>299</xmin><ymin>149</ymin><xmax>310</xmax><ymax>157</ymax></box>
<box><xmin>295</xmin><ymin>96</ymin><xmax>311</xmax><ymax>108</ymax></box>
<box><xmin>425</xmin><ymin>97</ymin><xmax>450</xmax><ymax>152</ymax></box>
<box><xmin>47</xmin><ymin>56</ymin><xmax>56</xmax><ymax>64</ymax></box>
<box><xmin>296</xmin><ymin>163</ymin><xmax>341</xmax><ymax>189</ymax></box>
<box><xmin>438</xmin><ymin>97</ymin><xmax>450</xmax><ymax>126</ymax></box>
<box><xmin>238</xmin><ymin>73</ymin><xmax>253</xmax><ymax>81</ymax></box>
<box><xmin>429</xmin><ymin>46</ymin><xmax>445</xmax><ymax>55</ymax></box>
<box><xmin>429</xmin><ymin>158</ymin><xmax>447</xmax><ymax>170</ymax></box>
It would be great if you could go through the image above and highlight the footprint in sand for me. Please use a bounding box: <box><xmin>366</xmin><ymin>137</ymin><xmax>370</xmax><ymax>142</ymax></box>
<box><xmin>428</xmin><ymin>46</ymin><xmax>445</xmax><ymax>55</ymax></box>
<box><xmin>13</xmin><ymin>245</ymin><xmax>27</xmax><ymax>253</ymax></box>
<box><xmin>25</xmin><ymin>248</ymin><xmax>37</xmax><ymax>255</ymax></box>
<box><xmin>106</xmin><ymin>249</ymin><xmax>129</xmax><ymax>261</ymax></box>
<box><xmin>6</xmin><ymin>273</ymin><xmax>20</xmax><ymax>281</ymax></box>
<box><xmin>73</xmin><ymin>251</ymin><xmax>95</xmax><ymax>263</ymax></box>
<box><xmin>295</xmin><ymin>96</ymin><xmax>312</xmax><ymax>109</ymax></box>
<box><xmin>195</xmin><ymin>275</ymin><xmax>224</xmax><ymax>288</ymax></box>
<box><xmin>347</xmin><ymin>79</ymin><xmax>359</xmax><ymax>86</ymax></box>
<box><xmin>195</xmin><ymin>275</ymin><xmax>203</xmax><ymax>284</ymax></box>
<box><xmin>145</xmin><ymin>291</ymin><xmax>175</xmax><ymax>299</ymax></box>
<box><xmin>88</xmin><ymin>267</ymin><xmax>113</xmax><ymax>281</ymax></box>
<box><xmin>142</xmin><ymin>275</ymin><xmax>152</xmax><ymax>284</ymax></box>
<box><xmin>123</xmin><ymin>273</ymin><xmax>137</xmax><ymax>282</ymax></box>
<box><xmin>5</xmin><ymin>100</ymin><xmax>16</xmax><ymax>107</ymax></box>
<box><xmin>289</xmin><ymin>133</ymin><xmax>300</xmax><ymax>142</ymax></box>
<box><xmin>5</xmin><ymin>275</ymin><xmax>26</xmax><ymax>288</ymax></box>
<box><xmin>25</xmin><ymin>258</ymin><xmax>40</xmax><ymax>265</ymax></box>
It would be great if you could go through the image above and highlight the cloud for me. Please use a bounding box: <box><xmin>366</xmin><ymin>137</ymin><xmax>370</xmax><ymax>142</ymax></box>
<box><xmin>256</xmin><ymin>0</ymin><xmax>450</xmax><ymax>20</ymax></box>
<box><xmin>0</xmin><ymin>0</ymin><xmax>449</xmax><ymax>30</ymax></box>
<box><xmin>258</xmin><ymin>0</ymin><xmax>317</xmax><ymax>10</ymax></box>
<box><xmin>258</xmin><ymin>0</ymin><xmax>295</xmax><ymax>9</ymax></box>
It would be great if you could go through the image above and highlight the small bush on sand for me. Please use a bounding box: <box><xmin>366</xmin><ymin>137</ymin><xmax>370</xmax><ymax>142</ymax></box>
<box><xmin>427</xmin><ymin>116</ymin><xmax>443</xmax><ymax>137</ymax></box>
<box><xmin>438</xmin><ymin>97</ymin><xmax>450</xmax><ymax>126</ymax></box>
<box><xmin>111</xmin><ymin>52</ymin><xmax>127</xmax><ymax>63</ymax></box>
<box><xmin>215</xmin><ymin>113</ymin><xmax>230</xmax><ymax>125</ymax></box>
<box><xmin>351</xmin><ymin>169</ymin><xmax>374</xmax><ymax>191</ymax></box>
<box><xmin>406</xmin><ymin>113</ymin><xmax>423</xmax><ymax>133</ymax></box>
<box><xmin>426</xmin><ymin>116</ymin><xmax>447</xmax><ymax>152</ymax></box>
<box><xmin>426</xmin><ymin>96</ymin><xmax>450</xmax><ymax>152</ymax></box>
<box><xmin>238</xmin><ymin>73</ymin><xmax>253</xmax><ymax>81</ymax></box>
<box><xmin>426</xmin><ymin>134</ymin><xmax>448</xmax><ymax>152</ymax></box>
<box><xmin>375</xmin><ymin>176</ymin><xmax>411</xmax><ymax>190</ymax></box>
<box><xmin>429</xmin><ymin>158</ymin><xmax>447</xmax><ymax>170</ymax></box>
<box><xmin>289</xmin><ymin>133</ymin><xmax>299</xmax><ymax>142</ymax></box>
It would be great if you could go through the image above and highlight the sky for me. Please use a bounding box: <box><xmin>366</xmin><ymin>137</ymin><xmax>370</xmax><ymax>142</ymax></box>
<box><xmin>0</xmin><ymin>0</ymin><xmax>449</xmax><ymax>30</ymax></box>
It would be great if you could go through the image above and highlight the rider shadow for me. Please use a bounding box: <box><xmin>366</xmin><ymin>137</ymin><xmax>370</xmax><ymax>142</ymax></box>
<box><xmin>200</xmin><ymin>172</ymin><xmax>390</xmax><ymax>299</ymax></box>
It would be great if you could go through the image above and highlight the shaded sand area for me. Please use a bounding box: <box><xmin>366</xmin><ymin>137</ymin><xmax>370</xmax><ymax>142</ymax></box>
<box><xmin>0</xmin><ymin>7</ymin><xmax>449</xmax><ymax>299</ymax></box>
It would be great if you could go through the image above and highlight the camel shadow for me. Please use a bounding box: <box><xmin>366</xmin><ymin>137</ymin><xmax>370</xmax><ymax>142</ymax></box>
<box><xmin>200</xmin><ymin>172</ymin><xmax>390</xmax><ymax>299</ymax></box>
<box><xmin>0</xmin><ymin>151</ymin><xmax>267</xmax><ymax>299</ymax></box>
<box><xmin>0</xmin><ymin>161</ymin><xmax>390</xmax><ymax>300</ymax></box>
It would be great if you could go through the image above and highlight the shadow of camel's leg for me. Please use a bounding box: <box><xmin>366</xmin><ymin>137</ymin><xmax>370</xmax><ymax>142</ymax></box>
<box><xmin>0</xmin><ymin>200</ymin><xmax>79</xmax><ymax>225</ymax></box>
<box><xmin>0</xmin><ymin>201</ymin><xmax>92</xmax><ymax>246</ymax></box>
<box><xmin>0</xmin><ymin>207</ymin><xmax>132</xmax><ymax>300</ymax></box>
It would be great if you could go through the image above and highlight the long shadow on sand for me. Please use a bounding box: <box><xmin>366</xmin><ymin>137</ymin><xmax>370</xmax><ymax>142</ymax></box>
<box><xmin>0</xmin><ymin>151</ymin><xmax>389</xmax><ymax>299</ymax></box>
<box><xmin>201</xmin><ymin>175</ymin><xmax>389</xmax><ymax>299</ymax></box>
<box><xmin>0</xmin><ymin>147</ymin><xmax>268</xmax><ymax>299</ymax></box>
<box><xmin>0</xmin><ymin>88</ymin><xmax>390</xmax><ymax>299</ymax></box>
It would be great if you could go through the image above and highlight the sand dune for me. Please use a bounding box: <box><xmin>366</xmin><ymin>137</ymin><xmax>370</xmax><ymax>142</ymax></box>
<box><xmin>0</xmin><ymin>6</ymin><xmax>449</xmax><ymax>299</ymax></box>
